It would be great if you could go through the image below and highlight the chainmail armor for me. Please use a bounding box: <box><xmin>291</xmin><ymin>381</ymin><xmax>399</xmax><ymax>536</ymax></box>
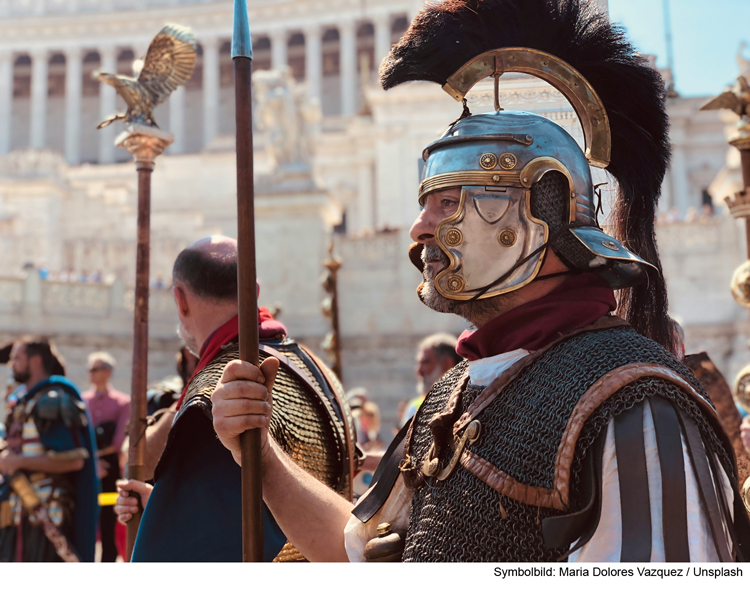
<box><xmin>530</xmin><ymin>171</ymin><xmax>595</xmax><ymax>270</ymax></box>
<box><xmin>402</xmin><ymin>324</ymin><xmax>733</xmax><ymax>562</ymax></box>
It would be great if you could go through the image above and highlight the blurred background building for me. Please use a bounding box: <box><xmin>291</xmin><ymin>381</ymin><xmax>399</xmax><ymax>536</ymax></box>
<box><xmin>0</xmin><ymin>0</ymin><xmax>747</xmax><ymax>432</ymax></box>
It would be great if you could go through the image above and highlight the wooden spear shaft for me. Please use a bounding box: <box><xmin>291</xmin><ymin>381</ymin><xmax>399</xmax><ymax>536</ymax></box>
<box><xmin>114</xmin><ymin>125</ymin><xmax>172</xmax><ymax>561</ymax></box>
<box><xmin>233</xmin><ymin>0</ymin><xmax>263</xmax><ymax>562</ymax></box>
<box><xmin>126</xmin><ymin>161</ymin><xmax>152</xmax><ymax>559</ymax></box>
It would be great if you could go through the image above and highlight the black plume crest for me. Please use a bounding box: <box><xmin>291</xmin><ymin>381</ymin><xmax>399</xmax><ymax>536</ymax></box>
<box><xmin>382</xmin><ymin>0</ymin><xmax>674</xmax><ymax>352</ymax></box>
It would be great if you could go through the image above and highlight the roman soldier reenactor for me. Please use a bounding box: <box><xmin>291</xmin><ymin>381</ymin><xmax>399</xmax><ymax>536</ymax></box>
<box><xmin>211</xmin><ymin>0</ymin><xmax>750</xmax><ymax>561</ymax></box>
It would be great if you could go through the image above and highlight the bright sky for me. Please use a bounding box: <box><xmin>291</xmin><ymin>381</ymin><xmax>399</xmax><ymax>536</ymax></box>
<box><xmin>608</xmin><ymin>0</ymin><xmax>750</xmax><ymax>97</ymax></box>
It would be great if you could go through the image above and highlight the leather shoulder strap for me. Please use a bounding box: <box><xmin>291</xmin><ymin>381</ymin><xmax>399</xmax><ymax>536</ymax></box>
<box><xmin>352</xmin><ymin>418</ymin><xmax>412</xmax><ymax>523</ymax></box>
<box><xmin>459</xmin><ymin>362</ymin><xmax>727</xmax><ymax>511</ymax></box>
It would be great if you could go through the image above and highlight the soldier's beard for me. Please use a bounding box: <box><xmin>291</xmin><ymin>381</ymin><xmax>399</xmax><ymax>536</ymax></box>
<box><xmin>13</xmin><ymin>368</ymin><xmax>30</xmax><ymax>385</ymax></box>
<box><xmin>177</xmin><ymin>322</ymin><xmax>200</xmax><ymax>358</ymax></box>
<box><xmin>419</xmin><ymin>245</ymin><xmax>522</xmax><ymax>327</ymax></box>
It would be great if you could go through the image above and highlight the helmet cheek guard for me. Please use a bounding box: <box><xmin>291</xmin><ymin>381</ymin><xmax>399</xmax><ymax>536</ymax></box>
<box><xmin>434</xmin><ymin>185</ymin><xmax>547</xmax><ymax>300</ymax></box>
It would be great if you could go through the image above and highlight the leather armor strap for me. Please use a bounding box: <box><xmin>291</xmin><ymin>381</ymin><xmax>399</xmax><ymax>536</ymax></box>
<box><xmin>707</xmin><ymin>445</ymin><xmax>739</xmax><ymax>560</ymax></box>
<box><xmin>650</xmin><ymin>397</ymin><xmax>690</xmax><ymax>562</ymax></box>
<box><xmin>260</xmin><ymin>344</ymin><xmax>324</xmax><ymax>401</ymax></box>
<box><xmin>676</xmin><ymin>407</ymin><xmax>733</xmax><ymax>562</ymax></box>
<box><xmin>457</xmin><ymin>362</ymin><xmax>727</xmax><ymax>512</ymax></box>
<box><xmin>614</xmin><ymin>403</ymin><xmax>652</xmax><ymax>562</ymax></box>
<box><xmin>352</xmin><ymin>418</ymin><xmax>412</xmax><ymax>523</ymax></box>
<box><xmin>541</xmin><ymin>430</ymin><xmax>605</xmax><ymax>556</ymax></box>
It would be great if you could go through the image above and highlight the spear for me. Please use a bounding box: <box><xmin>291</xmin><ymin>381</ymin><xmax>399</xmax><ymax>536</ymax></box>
<box><xmin>232</xmin><ymin>0</ymin><xmax>263</xmax><ymax>562</ymax></box>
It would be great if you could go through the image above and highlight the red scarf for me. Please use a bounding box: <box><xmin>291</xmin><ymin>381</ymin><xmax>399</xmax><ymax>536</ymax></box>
<box><xmin>176</xmin><ymin>308</ymin><xmax>286</xmax><ymax>409</ymax></box>
<box><xmin>456</xmin><ymin>273</ymin><xmax>617</xmax><ymax>361</ymax></box>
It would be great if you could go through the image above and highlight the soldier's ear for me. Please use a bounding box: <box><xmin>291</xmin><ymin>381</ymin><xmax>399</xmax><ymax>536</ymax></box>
<box><xmin>173</xmin><ymin>285</ymin><xmax>190</xmax><ymax>317</ymax></box>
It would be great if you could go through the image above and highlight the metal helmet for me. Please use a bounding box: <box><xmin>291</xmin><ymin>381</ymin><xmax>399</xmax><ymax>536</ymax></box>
<box><xmin>413</xmin><ymin>43</ymin><xmax>660</xmax><ymax>301</ymax></box>
<box><xmin>381</xmin><ymin>0</ymin><xmax>674</xmax><ymax>350</ymax></box>
<box><xmin>422</xmin><ymin>108</ymin><xmax>652</xmax><ymax>301</ymax></box>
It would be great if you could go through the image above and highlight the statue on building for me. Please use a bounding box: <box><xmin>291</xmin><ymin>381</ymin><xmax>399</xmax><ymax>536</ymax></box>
<box><xmin>95</xmin><ymin>24</ymin><xmax>197</xmax><ymax>129</ymax></box>
<box><xmin>701</xmin><ymin>75</ymin><xmax>750</xmax><ymax>118</ymax></box>
<box><xmin>253</xmin><ymin>68</ymin><xmax>321</xmax><ymax>169</ymax></box>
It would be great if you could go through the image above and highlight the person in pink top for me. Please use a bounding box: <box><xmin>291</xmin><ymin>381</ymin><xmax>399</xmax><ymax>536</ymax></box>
<box><xmin>80</xmin><ymin>352</ymin><xmax>129</xmax><ymax>562</ymax></box>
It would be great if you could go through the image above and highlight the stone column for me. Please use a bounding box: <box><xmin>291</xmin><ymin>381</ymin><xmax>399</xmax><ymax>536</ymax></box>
<box><xmin>202</xmin><ymin>37</ymin><xmax>219</xmax><ymax>149</ymax></box>
<box><xmin>30</xmin><ymin>49</ymin><xmax>49</xmax><ymax>149</ymax></box>
<box><xmin>270</xmin><ymin>29</ymin><xmax>288</xmax><ymax>71</ymax></box>
<box><xmin>64</xmin><ymin>47</ymin><xmax>83</xmax><ymax>164</ymax></box>
<box><xmin>169</xmin><ymin>86</ymin><xmax>185</xmax><ymax>153</ymax></box>
<box><xmin>668</xmin><ymin>118</ymin><xmax>691</xmax><ymax>216</ymax></box>
<box><xmin>339</xmin><ymin>21</ymin><xmax>357</xmax><ymax>116</ymax></box>
<box><xmin>98</xmin><ymin>46</ymin><xmax>117</xmax><ymax>164</ymax></box>
<box><xmin>0</xmin><ymin>52</ymin><xmax>13</xmax><ymax>154</ymax></box>
<box><xmin>304</xmin><ymin>25</ymin><xmax>322</xmax><ymax>103</ymax></box>
<box><xmin>373</xmin><ymin>14</ymin><xmax>392</xmax><ymax>70</ymax></box>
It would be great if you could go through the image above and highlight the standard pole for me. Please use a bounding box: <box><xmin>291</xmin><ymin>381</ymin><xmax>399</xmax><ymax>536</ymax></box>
<box><xmin>234</xmin><ymin>52</ymin><xmax>263</xmax><ymax>564</ymax></box>
<box><xmin>125</xmin><ymin>160</ymin><xmax>152</xmax><ymax>560</ymax></box>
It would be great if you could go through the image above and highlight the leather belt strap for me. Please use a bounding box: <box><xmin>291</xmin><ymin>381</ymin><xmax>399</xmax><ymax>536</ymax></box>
<box><xmin>675</xmin><ymin>407</ymin><xmax>732</xmax><ymax>562</ymax></box>
<box><xmin>352</xmin><ymin>418</ymin><xmax>412</xmax><ymax>523</ymax></box>
<box><xmin>615</xmin><ymin>403</ymin><xmax>652</xmax><ymax>561</ymax></box>
<box><xmin>650</xmin><ymin>397</ymin><xmax>690</xmax><ymax>562</ymax></box>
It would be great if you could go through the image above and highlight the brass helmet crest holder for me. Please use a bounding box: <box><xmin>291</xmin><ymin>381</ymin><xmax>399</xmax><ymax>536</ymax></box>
<box><xmin>441</xmin><ymin>48</ymin><xmax>612</xmax><ymax>169</ymax></box>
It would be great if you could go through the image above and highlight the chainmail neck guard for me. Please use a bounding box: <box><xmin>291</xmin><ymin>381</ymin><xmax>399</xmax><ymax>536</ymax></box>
<box><xmin>401</xmin><ymin>322</ymin><xmax>733</xmax><ymax>562</ymax></box>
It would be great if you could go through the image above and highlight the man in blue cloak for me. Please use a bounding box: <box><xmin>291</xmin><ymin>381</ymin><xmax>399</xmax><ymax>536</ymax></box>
<box><xmin>0</xmin><ymin>336</ymin><xmax>99</xmax><ymax>562</ymax></box>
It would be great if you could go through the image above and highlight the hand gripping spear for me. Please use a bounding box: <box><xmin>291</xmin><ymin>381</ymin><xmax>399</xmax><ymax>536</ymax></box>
<box><xmin>232</xmin><ymin>0</ymin><xmax>264</xmax><ymax>562</ymax></box>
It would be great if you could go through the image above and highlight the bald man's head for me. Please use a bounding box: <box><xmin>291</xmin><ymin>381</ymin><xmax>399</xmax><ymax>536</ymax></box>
<box><xmin>172</xmin><ymin>236</ymin><xmax>238</xmax><ymax>301</ymax></box>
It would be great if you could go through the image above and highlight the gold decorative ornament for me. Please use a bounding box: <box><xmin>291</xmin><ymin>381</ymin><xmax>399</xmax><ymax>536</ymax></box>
<box><xmin>601</xmin><ymin>240</ymin><xmax>619</xmax><ymax>251</ymax></box>
<box><xmin>492</xmin><ymin>175</ymin><xmax>501</xmax><ymax>182</ymax></box>
<box><xmin>498</xmin><ymin>229</ymin><xmax>517</xmax><ymax>247</ymax></box>
<box><xmin>731</xmin><ymin>260</ymin><xmax>750</xmax><ymax>308</ymax></box>
<box><xmin>499</xmin><ymin>153</ymin><xmax>517</xmax><ymax>170</ymax></box>
<box><xmin>96</xmin><ymin>24</ymin><xmax>197</xmax><ymax>129</ymax></box>
<box><xmin>446</xmin><ymin>275</ymin><xmax>465</xmax><ymax>292</ymax></box>
<box><xmin>733</xmin><ymin>363</ymin><xmax>750</xmax><ymax>414</ymax></box>
<box><xmin>743</xmin><ymin>477</ymin><xmax>750</xmax><ymax>514</ymax></box>
<box><xmin>445</xmin><ymin>229</ymin><xmax>463</xmax><ymax>246</ymax></box>
<box><xmin>436</xmin><ymin>420</ymin><xmax>482</xmax><ymax>481</ymax></box>
<box><xmin>480</xmin><ymin>153</ymin><xmax>498</xmax><ymax>170</ymax></box>
<box><xmin>422</xmin><ymin>449</ymin><xmax>440</xmax><ymax>477</ymax></box>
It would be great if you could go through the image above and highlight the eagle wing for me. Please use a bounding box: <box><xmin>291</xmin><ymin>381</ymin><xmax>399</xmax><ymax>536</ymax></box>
<box><xmin>700</xmin><ymin>90</ymin><xmax>742</xmax><ymax>115</ymax></box>
<box><xmin>137</xmin><ymin>24</ymin><xmax>197</xmax><ymax>107</ymax></box>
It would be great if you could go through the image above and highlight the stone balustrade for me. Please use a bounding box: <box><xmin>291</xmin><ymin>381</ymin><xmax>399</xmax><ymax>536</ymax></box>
<box><xmin>0</xmin><ymin>272</ymin><xmax>177</xmax><ymax>338</ymax></box>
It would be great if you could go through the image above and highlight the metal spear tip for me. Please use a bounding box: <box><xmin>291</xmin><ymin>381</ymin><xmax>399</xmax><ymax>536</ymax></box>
<box><xmin>232</xmin><ymin>0</ymin><xmax>253</xmax><ymax>60</ymax></box>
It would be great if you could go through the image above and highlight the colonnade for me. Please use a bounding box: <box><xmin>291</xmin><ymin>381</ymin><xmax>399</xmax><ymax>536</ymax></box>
<box><xmin>0</xmin><ymin>13</ymin><xmax>408</xmax><ymax>164</ymax></box>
